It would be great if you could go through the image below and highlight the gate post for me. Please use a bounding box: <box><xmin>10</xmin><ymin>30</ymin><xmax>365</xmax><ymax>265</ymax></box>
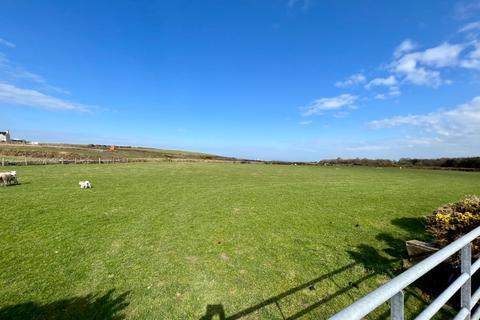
<box><xmin>461</xmin><ymin>243</ymin><xmax>472</xmax><ymax>319</ymax></box>
<box><xmin>391</xmin><ymin>291</ymin><xmax>404</xmax><ymax>320</ymax></box>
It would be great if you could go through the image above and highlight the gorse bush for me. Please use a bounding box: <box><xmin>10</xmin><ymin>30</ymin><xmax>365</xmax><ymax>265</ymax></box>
<box><xmin>426</xmin><ymin>195</ymin><xmax>480</xmax><ymax>254</ymax></box>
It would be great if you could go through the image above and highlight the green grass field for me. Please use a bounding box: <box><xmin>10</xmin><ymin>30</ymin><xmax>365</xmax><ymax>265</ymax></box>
<box><xmin>1</xmin><ymin>163</ymin><xmax>480</xmax><ymax>319</ymax></box>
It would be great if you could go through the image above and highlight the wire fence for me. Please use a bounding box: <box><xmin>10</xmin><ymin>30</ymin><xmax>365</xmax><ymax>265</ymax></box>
<box><xmin>0</xmin><ymin>156</ymin><xmax>255</xmax><ymax>167</ymax></box>
<box><xmin>0</xmin><ymin>157</ymin><xmax>148</xmax><ymax>166</ymax></box>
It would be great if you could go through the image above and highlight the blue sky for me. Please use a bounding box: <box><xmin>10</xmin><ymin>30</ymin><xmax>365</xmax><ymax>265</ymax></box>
<box><xmin>1</xmin><ymin>0</ymin><xmax>480</xmax><ymax>161</ymax></box>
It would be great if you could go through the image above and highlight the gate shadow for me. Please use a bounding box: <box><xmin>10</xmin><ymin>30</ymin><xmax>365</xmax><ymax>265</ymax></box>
<box><xmin>200</xmin><ymin>260</ymin><xmax>388</xmax><ymax>320</ymax></box>
<box><xmin>199</xmin><ymin>217</ymin><xmax>437</xmax><ymax>320</ymax></box>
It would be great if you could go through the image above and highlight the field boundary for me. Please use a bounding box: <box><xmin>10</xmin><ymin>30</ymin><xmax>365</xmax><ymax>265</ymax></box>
<box><xmin>0</xmin><ymin>157</ymin><xmax>257</xmax><ymax>167</ymax></box>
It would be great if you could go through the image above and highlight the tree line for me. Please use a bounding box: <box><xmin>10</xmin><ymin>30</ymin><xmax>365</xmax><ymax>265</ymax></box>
<box><xmin>315</xmin><ymin>157</ymin><xmax>480</xmax><ymax>170</ymax></box>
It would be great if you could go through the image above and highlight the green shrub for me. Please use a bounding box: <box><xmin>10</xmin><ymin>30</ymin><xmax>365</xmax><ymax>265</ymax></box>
<box><xmin>426</xmin><ymin>195</ymin><xmax>480</xmax><ymax>255</ymax></box>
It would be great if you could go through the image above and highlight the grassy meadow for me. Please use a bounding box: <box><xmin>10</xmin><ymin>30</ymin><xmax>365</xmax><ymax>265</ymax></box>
<box><xmin>1</xmin><ymin>162</ymin><xmax>480</xmax><ymax>319</ymax></box>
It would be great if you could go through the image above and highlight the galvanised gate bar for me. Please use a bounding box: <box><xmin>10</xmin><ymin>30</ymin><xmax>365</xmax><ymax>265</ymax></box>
<box><xmin>329</xmin><ymin>226</ymin><xmax>480</xmax><ymax>320</ymax></box>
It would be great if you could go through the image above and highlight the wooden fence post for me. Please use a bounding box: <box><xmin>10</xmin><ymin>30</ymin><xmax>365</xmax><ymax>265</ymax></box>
<box><xmin>1</xmin><ymin>158</ymin><xmax>4</xmax><ymax>167</ymax></box>
<box><xmin>99</xmin><ymin>158</ymin><xmax>101</xmax><ymax>164</ymax></box>
<box><xmin>24</xmin><ymin>156</ymin><xmax>27</xmax><ymax>166</ymax></box>
<box><xmin>74</xmin><ymin>158</ymin><xmax>77</xmax><ymax>164</ymax></box>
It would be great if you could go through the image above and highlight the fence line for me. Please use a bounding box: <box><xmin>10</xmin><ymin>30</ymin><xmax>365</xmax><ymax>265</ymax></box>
<box><xmin>0</xmin><ymin>157</ymin><xmax>247</xmax><ymax>167</ymax></box>
<box><xmin>0</xmin><ymin>157</ymin><xmax>155</xmax><ymax>167</ymax></box>
<box><xmin>329</xmin><ymin>225</ymin><xmax>480</xmax><ymax>320</ymax></box>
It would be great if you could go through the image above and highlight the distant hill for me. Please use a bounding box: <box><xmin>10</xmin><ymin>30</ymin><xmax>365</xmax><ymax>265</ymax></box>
<box><xmin>0</xmin><ymin>143</ymin><xmax>237</xmax><ymax>162</ymax></box>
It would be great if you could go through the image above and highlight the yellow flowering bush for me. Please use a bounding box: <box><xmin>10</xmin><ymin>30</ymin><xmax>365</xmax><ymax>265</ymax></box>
<box><xmin>426</xmin><ymin>195</ymin><xmax>480</xmax><ymax>254</ymax></box>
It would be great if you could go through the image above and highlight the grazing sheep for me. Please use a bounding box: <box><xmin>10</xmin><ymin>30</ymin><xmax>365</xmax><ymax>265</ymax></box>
<box><xmin>0</xmin><ymin>172</ymin><xmax>14</xmax><ymax>186</ymax></box>
<box><xmin>8</xmin><ymin>171</ymin><xmax>18</xmax><ymax>185</ymax></box>
<box><xmin>79</xmin><ymin>180</ymin><xmax>92</xmax><ymax>189</ymax></box>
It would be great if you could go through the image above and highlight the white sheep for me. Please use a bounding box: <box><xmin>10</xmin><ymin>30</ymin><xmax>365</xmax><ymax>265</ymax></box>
<box><xmin>79</xmin><ymin>180</ymin><xmax>92</xmax><ymax>189</ymax></box>
<box><xmin>0</xmin><ymin>172</ymin><xmax>14</xmax><ymax>186</ymax></box>
<box><xmin>8</xmin><ymin>171</ymin><xmax>17</xmax><ymax>184</ymax></box>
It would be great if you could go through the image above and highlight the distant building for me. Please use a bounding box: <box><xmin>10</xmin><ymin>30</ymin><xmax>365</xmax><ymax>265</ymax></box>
<box><xmin>0</xmin><ymin>130</ymin><xmax>11</xmax><ymax>143</ymax></box>
<box><xmin>11</xmin><ymin>139</ymin><xmax>27</xmax><ymax>144</ymax></box>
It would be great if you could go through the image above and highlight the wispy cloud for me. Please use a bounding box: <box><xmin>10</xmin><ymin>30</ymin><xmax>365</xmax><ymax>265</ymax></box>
<box><xmin>369</xmin><ymin>96</ymin><xmax>480</xmax><ymax>138</ymax></box>
<box><xmin>335</xmin><ymin>73</ymin><xmax>366</xmax><ymax>88</ymax></box>
<box><xmin>459</xmin><ymin>21</ymin><xmax>480</xmax><ymax>33</ymax></box>
<box><xmin>365</xmin><ymin>76</ymin><xmax>400</xmax><ymax>99</ymax></box>
<box><xmin>0</xmin><ymin>83</ymin><xmax>89</xmax><ymax>111</ymax></box>
<box><xmin>0</xmin><ymin>53</ymin><xmax>69</xmax><ymax>94</ymax></box>
<box><xmin>455</xmin><ymin>1</ymin><xmax>480</xmax><ymax>20</ymax></box>
<box><xmin>0</xmin><ymin>38</ymin><xmax>15</xmax><ymax>48</ymax></box>
<box><xmin>301</xmin><ymin>94</ymin><xmax>357</xmax><ymax>116</ymax></box>
<box><xmin>365</xmin><ymin>75</ymin><xmax>397</xmax><ymax>89</ymax></box>
<box><xmin>359</xmin><ymin>96</ymin><xmax>480</xmax><ymax>157</ymax></box>
<box><xmin>374</xmin><ymin>91</ymin><xmax>399</xmax><ymax>100</ymax></box>
<box><xmin>460</xmin><ymin>43</ymin><xmax>480</xmax><ymax>70</ymax></box>
<box><xmin>299</xmin><ymin>120</ymin><xmax>312</xmax><ymax>125</ymax></box>
<box><xmin>393</xmin><ymin>39</ymin><xmax>416</xmax><ymax>58</ymax></box>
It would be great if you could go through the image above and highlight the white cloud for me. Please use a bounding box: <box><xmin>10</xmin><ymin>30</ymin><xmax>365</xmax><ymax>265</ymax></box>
<box><xmin>393</xmin><ymin>39</ymin><xmax>416</xmax><ymax>58</ymax></box>
<box><xmin>460</xmin><ymin>43</ymin><xmax>480</xmax><ymax>69</ymax></box>
<box><xmin>0</xmin><ymin>38</ymin><xmax>15</xmax><ymax>48</ymax></box>
<box><xmin>366</xmin><ymin>76</ymin><xmax>401</xmax><ymax>99</ymax></box>
<box><xmin>364</xmin><ymin>96</ymin><xmax>480</xmax><ymax>157</ymax></box>
<box><xmin>299</xmin><ymin>120</ymin><xmax>312</xmax><ymax>125</ymax></box>
<box><xmin>0</xmin><ymin>53</ymin><xmax>69</xmax><ymax>94</ymax></box>
<box><xmin>302</xmin><ymin>94</ymin><xmax>357</xmax><ymax>116</ymax></box>
<box><xmin>415</xmin><ymin>42</ymin><xmax>464</xmax><ymax>67</ymax></box>
<box><xmin>365</xmin><ymin>75</ymin><xmax>397</xmax><ymax>89</ymax></box>
<box><xmin>370</xmin><ymin>114</ymin><xmax>433</xmax><ymax>128</ymax></box>
<box><xmin>459</xmin><ymin>21</ymin><xmax>480</xmax><ymax>33</ymax></box>
<box><xmin>0</xmin><ymin>83</ymin><xmax>89</xmax><ymax>111</ymax></box>
<box><xmin>374</xmin><ymin>94</ymin><xmax>386</xmax><ymax>100</ymax></box>
<box><xmin>390</xmin><ymin>42</ymin><xmax>464</xmax><ymax>87</ymax></box>
<box><xmin>369</xmin><ymin>96</ymin><xmax>480</xmax><ymax>138</ymax></box>
<box><xmin>335</xmin><ymin>73</ymin><xmax>366</xmax><ymax>88</ymax></box>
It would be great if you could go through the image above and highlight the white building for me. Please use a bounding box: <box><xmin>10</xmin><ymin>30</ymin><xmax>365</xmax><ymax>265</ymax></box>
<box><xmin>0</xmin><ymin>130</ymin><xmax>11</xmax><ymax>143</ymax></box>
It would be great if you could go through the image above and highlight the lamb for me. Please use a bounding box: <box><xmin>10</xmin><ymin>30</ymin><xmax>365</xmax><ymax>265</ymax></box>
<box><xmin>79</xmin><ymin>180</ymin><xmax>92</xmax><ymax>189</ymax></box>
<box><xmin>0</xmin><ymin>172</ymin><xmax>15</xmax><ymax>186</ymax></box>
<box><xmin>7</xmin><ymin>171</ymin><xmax>18</xmax><ymax>185</ymax></box>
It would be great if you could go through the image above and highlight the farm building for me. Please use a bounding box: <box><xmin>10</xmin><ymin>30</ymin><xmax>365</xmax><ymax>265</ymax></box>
<box><xmin>0</xmin><ymin>130</ymin><xmax>11</xmax><ymax>143</ymax></box>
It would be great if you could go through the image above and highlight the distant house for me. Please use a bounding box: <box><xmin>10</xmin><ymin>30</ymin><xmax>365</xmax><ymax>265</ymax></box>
<box><xmin>11</xmin><ymin>139</ymin><xmax>27</xmax><ymax>144</ymax></box>
<box><xmin>0</xmin><ymin>130</ymin><xmax>11</xmax><ymax>143</ymax></box>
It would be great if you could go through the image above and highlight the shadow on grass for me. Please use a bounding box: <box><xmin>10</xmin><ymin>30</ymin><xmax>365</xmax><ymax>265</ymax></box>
<box><xmin>0</xmin><ymin>289</ymin><xmax>130</xmax><ymax>320</ymax></box>
<box><xmin>199</xmin><ymin>216</ymin><xmax>437</xmax><ymax>320</ymax></box>
<box><xmin>1</xmin><ymin>181</ymin><xmax>29</xmax><ymax>187</ymax></box>
<box><xmin>199</xmin><ymin>261</ymin><xmax>382</xmax><ymax>320</ymax></box>
<box><xmin>348</xmin><ymin>216</ymin><xmax>457</xmax><ymax>319</ymax></box>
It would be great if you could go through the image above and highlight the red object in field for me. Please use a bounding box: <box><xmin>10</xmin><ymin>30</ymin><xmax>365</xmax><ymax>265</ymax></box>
<box><xmin>108</xmin><ymin>145</ymin><xmax>117</xmax><ymax>152</ymax></box>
